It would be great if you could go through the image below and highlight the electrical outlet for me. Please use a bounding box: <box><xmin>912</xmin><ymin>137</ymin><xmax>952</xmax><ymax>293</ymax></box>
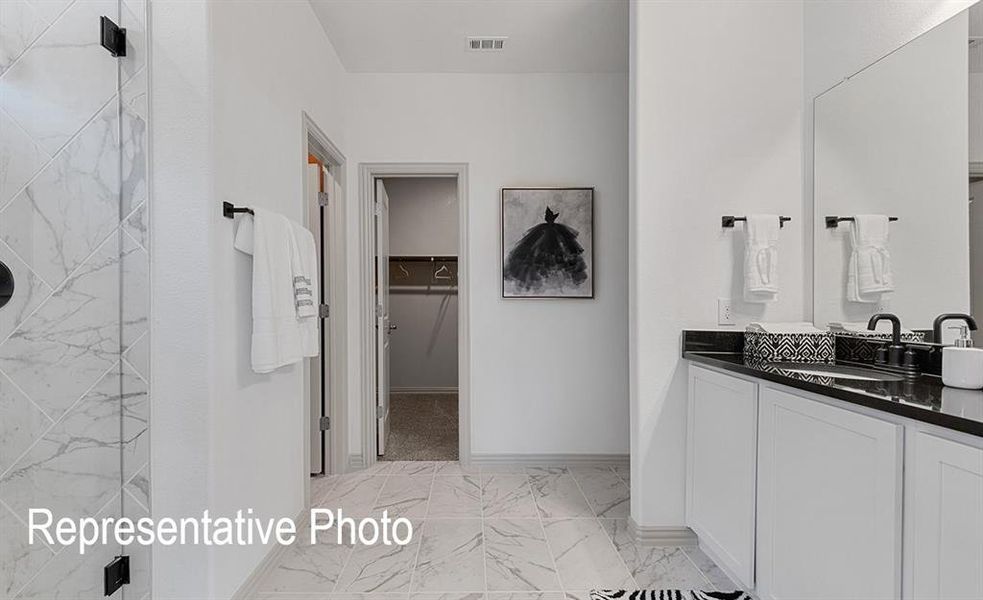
<box><xmin>717</xmin><ymin>298</ymin><xmax>735</xmax><ymax>325</ymax></box>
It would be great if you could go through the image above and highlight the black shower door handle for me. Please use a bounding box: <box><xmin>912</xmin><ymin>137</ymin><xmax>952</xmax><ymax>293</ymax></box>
<box><xmin>0</xmin><ymin>261</ymin><xmax>14</xmax><ymax>309</ymax></box>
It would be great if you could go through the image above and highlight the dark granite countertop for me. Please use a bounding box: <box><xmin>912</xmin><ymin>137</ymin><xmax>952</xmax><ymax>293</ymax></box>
<box><xmin>682</xmin><ymin>331</ymin><xmax>983</xmax><ymax>438</ymax></box>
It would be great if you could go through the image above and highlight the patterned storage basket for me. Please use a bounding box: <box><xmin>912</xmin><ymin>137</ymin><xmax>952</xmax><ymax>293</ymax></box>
<box><xmin>744</xmin><ymin>331</ymin><xmax>835</xmax><ymax>364</ymax></box>
<box><xmin>831</xmin><ymin>330</ymin><xmax>925</xmax><ymax>342</ymax></box>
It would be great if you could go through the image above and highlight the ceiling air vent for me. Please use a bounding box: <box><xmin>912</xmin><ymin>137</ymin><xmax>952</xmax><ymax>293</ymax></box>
<box><xmin>467</xmin><ymin>36</ymin><xmax>507</xmax><ymax>51</ymax></box>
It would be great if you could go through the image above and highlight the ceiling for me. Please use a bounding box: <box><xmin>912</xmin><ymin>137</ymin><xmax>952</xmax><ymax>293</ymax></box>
<box><xmin>308</xmin><ymin>0</ymin><xmax>628</xmax><ymax>73</ymax></box>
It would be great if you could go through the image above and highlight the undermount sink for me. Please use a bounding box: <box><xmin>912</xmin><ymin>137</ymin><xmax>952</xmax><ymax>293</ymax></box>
<box><xmin>768</xmin><ymin>362</ymin><xmax>905</xmax><ymax>382</ymax></box>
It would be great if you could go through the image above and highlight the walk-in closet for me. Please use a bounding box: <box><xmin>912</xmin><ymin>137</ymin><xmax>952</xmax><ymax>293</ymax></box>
<box><xmin>376</xmin><ymin>177</ymin><xmax>460</xmax><ymax>461</ymax></box>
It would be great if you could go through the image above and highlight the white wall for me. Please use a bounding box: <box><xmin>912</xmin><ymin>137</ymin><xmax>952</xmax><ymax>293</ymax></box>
<box><xmin>386</xmin><ymin>177</ymin><xmax>459</xmax><ymax>391</ymax></box>
<box><xmin>972</xmin><ymin>180</ymin><xmax>983</xmax><ymax>337</ymax></box>
<box><xmin>973</xmin><ymin>4</ymin><xmax>983</xmax><ymax>163</ymax></box>
<box><xmin>813</xmin><ymin>12</ymin><xmax>970</xmax><ymax>329</ymax></box>
<box><xmin>149</xmin><ymin>1</ymin><xmax>214</xmax><ymax>596</ymax></box>
<box><xmin>629</xmin><ymin>0</ymin><xmax>804</xmax><ymax>526</ymax></box>
<box><xmin>973</xmin><ymin>70</ymin><xmax>983</xmax><ymax>162</ymax></box>
<box><xmin>347</xmin><ymin>73</ymin><xmax>629</xmax><ymax>457</ymax></box>
<box><xmin>150</xmin><ymin>1</ymin><xmax>349</xmax><ymax>597</ymax></box>
<box><xmin>388</xmin><ymin>178</ymin><xmax>459</xmax><ymax>255</ymax></box>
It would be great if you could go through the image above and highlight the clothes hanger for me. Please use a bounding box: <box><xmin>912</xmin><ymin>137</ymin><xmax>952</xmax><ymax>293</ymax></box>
<box><xmin>434</xmin><ymin>263</ymin><xmax>452</xmax><ymax>281</ymax></box>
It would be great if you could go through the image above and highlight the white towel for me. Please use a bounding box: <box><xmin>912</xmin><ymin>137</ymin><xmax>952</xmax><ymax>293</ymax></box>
<box><xmin>847</xmin><ymin>215</ymin><xmax>894</xmax><ymax>303</ymax></box>
<box><xmin>290</xmin><ymin>221</ymin><xmax>319</xmax><ymax>357</ymax></box>
<box><xmin>233</xmin><ymin>209</ymin><xmax>314</xmax><ymax>373</ymax></box>
<box><xmin>743</xmin><ymin>215</ymin><xmax>780</xmax><ymax>303</ymax></box>
<box><xmin>747</xmin><ymin>322</ymin><xmax>823</xmax><ymax>334</ymax></box>
<box><xmin>291</xmin><ymin>223</ymin><xmax>318</xmax><ymax>319</ymax></box>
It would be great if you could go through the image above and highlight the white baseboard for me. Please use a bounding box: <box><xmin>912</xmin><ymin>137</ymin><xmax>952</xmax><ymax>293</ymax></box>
<box><xmin>390</xmin><ymin>387</ymin><xmax>459</xmax><ymax>395</ymax></box>
<box><xmin>629</xmin><ymin>517</ymin><xmax>697</xmax><ymax>547</ymax></box>
<box><xmin>230</xmin><ymin>508</ymin><xmax>306</xmax><ymax>600</ymax></box>
<box><xmin>470</xmin><ymin>452</ymin><xmax>629</xmax><ymax>466</ymax></box>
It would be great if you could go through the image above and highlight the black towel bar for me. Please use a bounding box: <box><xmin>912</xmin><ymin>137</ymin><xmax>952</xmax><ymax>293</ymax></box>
<box><xmin>825</xmin><ymin>216</ymin><xmax>898</xmax><ymax>229</ymax></box>
<box><xmin>223</xmin><ymin>201</ymin><xmax>254</xmax><ymax>219</ymax></box>
<box><xmin>722</xmin><ymin>215</ymin><xmax>791</xmax><ymax>228</ymax></box>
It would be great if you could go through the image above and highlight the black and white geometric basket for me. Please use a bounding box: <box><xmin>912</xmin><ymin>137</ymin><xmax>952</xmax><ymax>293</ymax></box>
<box><xmin>744</xmin><ymin>331</ymin><xmax>835</xmax><ymax>364</ymax></box>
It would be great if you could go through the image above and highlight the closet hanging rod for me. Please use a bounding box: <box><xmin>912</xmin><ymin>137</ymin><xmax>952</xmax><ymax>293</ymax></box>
<box><xmin>389</xmin><ymin>255</ymin><xmax>458</xmax><ymax>262</ymax></box>
<box><xmin>721</xmin><ymin>215</ymin><xmax>791</xmax><ymax>228</ymax></box>
<box><xmin>825</xmin><ymin>216</ymin><xmax>898</xmax><ymax>229</ymax></box>
<box><xmin>223</xmin><ymin>201</ymin><xmax>254</xmax><ymax>219</ymax></box>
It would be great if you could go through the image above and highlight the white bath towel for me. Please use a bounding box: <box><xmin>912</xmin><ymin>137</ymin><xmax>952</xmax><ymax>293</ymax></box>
<box><xmin>847</xmin><ymin>215</ymin><xmax>894</xmax><ymax>303</ymax></box>
<box><xmin>743</xmin><ymin>215</ymin><xmax>780</xmax><ymax>303</ymax></box>
<box><xmin>234</xmin><ymin>209</ymin><xmax>310</xmax><ymax>373</ymax></box>
<box><xmin>291</xmin><ymin>222</ymin><xmax>318</xmax><ymax>319</ymax></box>
<box><xmin>290</xmin><ymin>221</ymin><xmax>319</xmax><ymax>357</ymax></box>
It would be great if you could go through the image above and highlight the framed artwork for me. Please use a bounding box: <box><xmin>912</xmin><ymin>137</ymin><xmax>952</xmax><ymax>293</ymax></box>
<box><xmin>502</xmin><ymin>187</ymin><xmax>594</xmax><ymax>299</ymax></box>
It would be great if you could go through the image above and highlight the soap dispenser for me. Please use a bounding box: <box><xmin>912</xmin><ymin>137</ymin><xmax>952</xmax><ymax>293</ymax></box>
<box><xmin>942</xmin><ymin>326</ymin><xmax>983</xmax><ymax>389</ymax></box>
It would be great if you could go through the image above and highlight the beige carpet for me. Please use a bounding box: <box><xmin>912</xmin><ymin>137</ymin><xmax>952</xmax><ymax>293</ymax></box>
<box><xmin>380</xmin><ymin>393</ymin><xmax>459</xmax><ymax>462</ymax></box>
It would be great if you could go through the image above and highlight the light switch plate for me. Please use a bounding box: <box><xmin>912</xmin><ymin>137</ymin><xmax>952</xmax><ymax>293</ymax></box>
<box><xmin>717</xmin><ymin>298</ymin><xmax>735</xmax><ymax>325</ymax></box>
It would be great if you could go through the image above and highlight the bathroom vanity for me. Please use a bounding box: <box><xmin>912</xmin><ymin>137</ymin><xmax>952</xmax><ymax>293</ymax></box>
<box><xmin>688</xmin><ymin>4</ymin><xmax>983</xmax><ymax>597</ymax></box>
<box><xmin>682</xmin><ymin>331</ymin><xmax>983</xmax><ymax>600</ymax></box>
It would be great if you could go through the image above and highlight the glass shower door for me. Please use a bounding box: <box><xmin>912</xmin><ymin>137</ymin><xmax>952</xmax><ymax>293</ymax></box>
<box><xmin>0</xmin><ymin>0</ymin><xmax>150</xmax><ymax>597</ymax></box>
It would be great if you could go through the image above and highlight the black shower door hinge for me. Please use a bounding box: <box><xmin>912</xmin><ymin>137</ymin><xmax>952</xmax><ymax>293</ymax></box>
<box><xmin>100</xmin><ymin>16</ymin><xmax>127</xmax><ymax>57</ymax></box>
<box><xmin>104</xmin><ymin>555</ymin><xmax>130</xmax><ymax>596</ymax></box>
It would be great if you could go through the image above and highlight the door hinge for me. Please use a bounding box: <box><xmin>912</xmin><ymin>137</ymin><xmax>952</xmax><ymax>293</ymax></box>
<box><xmin>100</xmin><ymin>16</ymin><xmax>127</xmax><ymax>57</ymax></box>
<box><xmin>374</xmin><ymin>201</ymin><xmax>383</xmax><ymax>216</ymax></box>
<box><xmin>319</xmin><ymin>304</ymin><xmax>330</xmax><ymax>319</ymax></box>
<box><xmin>104</xmin><ymin>555</ymin><xmax>130</xmax><ymax>596</ymax></box>
<box><xmin>377</xmin><ymin>405</ymin><xmax>384</xmax><ymax>419</ymax></box>
<box><xmin>318</xmin><ymin>191</ymin><xmax>329</xmax><ymax>207</ymax></box>
<box><xmin>375</xmin><ymin>304</ymin><xmax>383</xmax><ymax>319</ymax></box>
<box><xmin>319</xmin><ymin>416</ymin><xmax>330</xmax><ymax>431</ymax></box>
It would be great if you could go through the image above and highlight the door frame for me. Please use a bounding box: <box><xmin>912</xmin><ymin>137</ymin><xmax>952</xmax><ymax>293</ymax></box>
<box><xmin>301</xmin><ymin>112</ymin><xmax>347</xmax><ymax>502</ymax></box>
<box><xmin>357</xmin><ymin>163</ymin><xmax>471</xmax><ymax>467</ymax></box>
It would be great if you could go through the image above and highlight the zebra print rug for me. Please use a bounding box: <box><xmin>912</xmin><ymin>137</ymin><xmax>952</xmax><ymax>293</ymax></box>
<box><xmin>590</xmin><ymin>591</ymin><xmax>751</xmax><ymax>600</ymax></box>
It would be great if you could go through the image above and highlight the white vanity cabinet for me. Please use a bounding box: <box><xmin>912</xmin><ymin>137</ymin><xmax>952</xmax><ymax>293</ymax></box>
<box><xmin>905</xmin><ymin>432</ymin><xmax>983</xmax><ymax>600</ymax></box>
<box><xmin>686</xmin><ymin>366</ymin><xmax>758</xmax><ymax>588</ymax></box>
<box><xmin>755</xmin><ymin>386</ymin><xmax>904</xmax><ymax>600</ymax></box>
<box><xmin>686</xmin><ymin>362</ymin><xmax>983</xmax><ymax>598</ymax></box>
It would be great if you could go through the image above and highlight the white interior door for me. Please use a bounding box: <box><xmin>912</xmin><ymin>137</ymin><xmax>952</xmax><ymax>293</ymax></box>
<box><xmin>308</xmin><ymin>163</ymin><xmax>324</xmax><ymax>474</ymax></box>
<box><xmin>376</xmin><ymin>179</ymin><xmax>391</xmax><ymax>455</ymax></box>
<box><xmin>322</xmin><ymin>165</ymin><xmax>335</xmax><ymax>473</ymax></box>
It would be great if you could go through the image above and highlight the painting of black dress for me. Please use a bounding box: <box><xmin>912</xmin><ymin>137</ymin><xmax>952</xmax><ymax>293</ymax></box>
<box><xmin>502</xmin><ymin>187</ymin><xmax>593</xmax><ymax>298</ymax></box>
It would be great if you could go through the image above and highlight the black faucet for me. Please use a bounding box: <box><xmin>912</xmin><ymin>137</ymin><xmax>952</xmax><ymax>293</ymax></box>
<box><xmin>932</xmin><ymin>313</ymin><xmax>978</xmax><ymax>344</ymax></box>
<box><xmin>868</xmin><ymin>313</ymin><xmax>907</xmax><ymax>367</ymax></box>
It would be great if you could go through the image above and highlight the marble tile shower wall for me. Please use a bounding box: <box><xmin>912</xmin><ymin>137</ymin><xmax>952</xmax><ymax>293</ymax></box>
<box><xmin>0</xmin><ymin>1</ymin><xmax>150</xmax><ymax>598</ymax></box>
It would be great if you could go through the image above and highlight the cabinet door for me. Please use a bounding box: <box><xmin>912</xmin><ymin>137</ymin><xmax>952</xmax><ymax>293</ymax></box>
<box><xmin>687</xmin><ymin>365</ymin><xmax>757</xmax><ymax>588</ymax></box>
<box><xmin>906</xmin><ymin>432</ymin><xmax>983</xmax><ymax>600</ymax></box>
<box><xmin>757</xmin><ymin>387</ymin><xmax>903</xmax><ymax>600</ymax></box>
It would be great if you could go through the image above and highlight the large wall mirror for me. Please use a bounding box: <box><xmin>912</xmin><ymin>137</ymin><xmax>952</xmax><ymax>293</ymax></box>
<box><xmin>813</xmin><ymin>1</ymin><xmax>983</xmax><ymax>342</ymax></box>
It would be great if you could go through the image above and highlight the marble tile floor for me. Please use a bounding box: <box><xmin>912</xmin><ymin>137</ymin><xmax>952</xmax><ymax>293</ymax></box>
<box><xmin>253</xmin><ymin>462</ymin><xmax>736</xmax><ymax>599</ymax></box>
